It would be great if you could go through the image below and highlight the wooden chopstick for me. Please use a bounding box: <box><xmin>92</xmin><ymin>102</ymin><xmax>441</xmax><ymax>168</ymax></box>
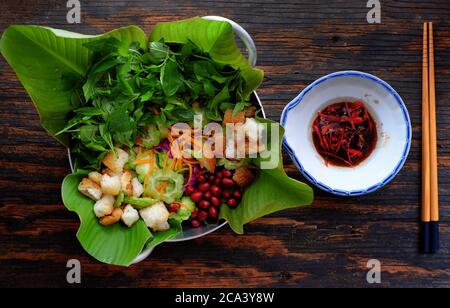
<box><xmin>422</xmin><ymin>22</ymin><xmax>430</xmax><ymax>225</ymax></box>
<box><xmin>428</xmin><ymin>23</ymin><xmax>439</xmax><ymax>225</ymax></box>
<box><xmin>421</xmin><ymin>22</ymin><xmax>440</xmax><ymax>254</ymax></box>
<box><xmin>428</xmin><ymin>22</ymin><xmax>440</xmax><ymax>253</ymax></box>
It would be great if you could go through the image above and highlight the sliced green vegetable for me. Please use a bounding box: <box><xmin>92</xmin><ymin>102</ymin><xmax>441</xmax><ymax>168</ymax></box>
<box><xmin>135</xmin><ymin>152</ymin><xmax>157</xmax><ymax>183</ymax></box>
<box><xmin>180</xmin><ymin>196</ymin><xmax>196</xmax><ymax>212</ymax></box>
<box><xmin>144</xmin><ymin>169</ymin><xmax>184</xmax><ymax>204</ymax></box>
<box><xmin>170</xmin><ymin>196</ymin><xmax>196</xmax><ymax>223</ymax></box>
<box><xmin>123</xmin><ymin>196</ymin><xmax>159</xmax><ymax>209</ymax></box>
<box><xmin>114</xmin><ymin>191</ymin><xmax>124</xmax><ymax>208</ymax></box>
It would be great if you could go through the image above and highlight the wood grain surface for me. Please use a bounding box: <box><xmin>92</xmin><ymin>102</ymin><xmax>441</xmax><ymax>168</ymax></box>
<box><xmin>0</xmin><ymin>0</ymin><xmax>449</xmax><ymax>288</ymax></box>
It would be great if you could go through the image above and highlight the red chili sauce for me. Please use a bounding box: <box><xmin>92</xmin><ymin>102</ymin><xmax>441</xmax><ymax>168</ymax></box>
<box><xmin>312</xmin><ymin>101</ymin><xmax>377</xmax><ymax>167</ymax></box>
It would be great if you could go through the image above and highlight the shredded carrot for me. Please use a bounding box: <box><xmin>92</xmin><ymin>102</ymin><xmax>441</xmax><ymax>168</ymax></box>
<box><xmin>156</xmin><ymin>182</ymin><xmax>168</xmax><ymax>193</ymax></box>
<box><xmin>166</xmin><ymin>127</ymin><xmax>206</xmax><ymax>167</ymax></box>
<box><xmin>162</xmin><ymin>153</ymin><xmax>169</xmax><ymax>170</ymax></box>
<box><xmin>135</xmin><ymin>159</ymin><xmax>151</xmax><ymax>165</ymax></box>
<box><xmin>164</xmin><ymin>130</ymin><xmax>203</xmax><ymax>187</ymax></box>
<box><xmin>134</xmin><ymin>149</ymin><xmax>156</xmax><ymax>165</ymax></box>
<box><xmin>185</xmin><ymin>163</ymin><xmax>193</xmax><ymax>187</ymax></box>
<box><xmin>149</xmin><ymin>154</ymin><xmax>155</xmax><ymax>174</ymax></box>
<box><xmin>169</xmin><ymin>158</ymin><xmax>176</xmax><ymax>171</ymax></box>
<box><xmin>183</xmin><ymin>158</ymin><xmax>199</xmax><ymax>165</ymax></box>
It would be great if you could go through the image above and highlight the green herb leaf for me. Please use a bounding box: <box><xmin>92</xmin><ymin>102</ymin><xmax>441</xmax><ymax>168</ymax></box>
<box><xmin>148</xmin><ymin>41</ymin><xmax>170</xmax><ymax>62</ymax></box>
<box><xmin>150</xmin><ymin>17</ymin><xmax>264</xmax><ymax>99</ymax></box>
<box><xmin>0</xmin><ymin>25</ymin><xmax>148</xmax><ymax>145</ymax></box>
<box><xmin>161</xmin><ymin>59</ymin><xmax>183</xmax><ymax>96</ymax></box>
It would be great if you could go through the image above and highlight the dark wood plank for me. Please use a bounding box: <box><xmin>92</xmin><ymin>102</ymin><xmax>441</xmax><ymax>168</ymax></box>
<box><xmin>0</xmin><ymin>0</ymin><xmax>449</xmax><ymax>288</ymax></box>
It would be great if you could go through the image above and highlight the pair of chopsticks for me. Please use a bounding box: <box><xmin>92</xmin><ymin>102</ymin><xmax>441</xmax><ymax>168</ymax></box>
<box><xmin>421</xmin><ymin>22</ymin><xmax>439</xmax><ymax>254</ymax></box>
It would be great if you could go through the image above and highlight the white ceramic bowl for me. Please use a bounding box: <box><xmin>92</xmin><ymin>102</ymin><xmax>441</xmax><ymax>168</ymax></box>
<box><xmin>281</xmin><ymin>71</ymin><xmax>412</xmax><ymax>196</ymax></box>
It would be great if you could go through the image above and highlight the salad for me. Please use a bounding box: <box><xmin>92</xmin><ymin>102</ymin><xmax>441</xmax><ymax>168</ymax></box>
<box><xmin>0</xmin><ymin>17</ymin><xmax>314</xmax><ymax>266</ymax></box>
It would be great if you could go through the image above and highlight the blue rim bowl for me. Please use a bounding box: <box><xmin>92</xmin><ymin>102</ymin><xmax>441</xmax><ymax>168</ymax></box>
<box><xmin>281</xmin><ymin>71</ymin><xmax>412</xmax><ymax>196</ymax></box>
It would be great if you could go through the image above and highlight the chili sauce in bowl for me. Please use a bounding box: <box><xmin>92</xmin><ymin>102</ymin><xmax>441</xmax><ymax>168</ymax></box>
<box><xmin>312</xmin><ymin>101</ymin><xmax>377</xmax><ymax>167</ymax></box>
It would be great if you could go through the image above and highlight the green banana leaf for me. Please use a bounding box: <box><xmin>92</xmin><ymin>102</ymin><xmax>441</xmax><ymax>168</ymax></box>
<box><xmin>0</xmin><ymin>25</ymin><xmax>147</xmax><ymax>146</ymax></box>
<box><xmin>62</xmin><ymin>173</ymin><xmax>182</xmax><ymax>265</ymax></box>
<box><xmin>62</xmin><ymin>174</ymin><xmax>151</xmax><ymax>266</ymax></box>
<box><xmin>150</xmin><ymin>17</ymin><xmax>264</xmax><ymax>99</ymax></box>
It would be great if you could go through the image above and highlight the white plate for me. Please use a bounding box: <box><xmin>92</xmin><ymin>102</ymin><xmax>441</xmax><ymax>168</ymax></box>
<box><xmin>281</xmin><ymin>71</ymin><xmax>412</xmax><ymax>196</ymax></box>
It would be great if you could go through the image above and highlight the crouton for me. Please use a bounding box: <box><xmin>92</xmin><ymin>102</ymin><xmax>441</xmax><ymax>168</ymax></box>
<box><xmin>139</xmin><ymin>202</ymin><xmax>170</xmax><ymax>232</ymax></box>
<box><xmin>244</xmin><ymin>106</ymin><xmax>257</xmax><ymax>117</ymax></box>
<box><xmin>223</xmin><ymin>109</ymin><xmax>245</xmax><ymax>125</ymax></box>
<box><xmin>121</xmin><ymin>204</ymin><xmax>140</xmax><ymax>227</ymax></box>
<box><xmin>88</xmin><ymin>171</ymin><xmax>102</xmax><ymax>184</ymax></box>
<box><xmin>100</xmin><ymin>174</ymin><xmax>121</xmax><ymax>196</ymax></box>
<box><xmin>102</xmin><ymin>148</ymin><xmax>129</xmax><ymax>174</ymax></box>
<box><xmin>102</xmin><ymin>168</ymin><xmax>116</xmax><ymax>177</ymax></box>
<box><xmin>121</xmin><ymin>170</ymin><xmax>133</xmax><ymax>196</ymax></box>
<box><xmin>132</xmin><ymin>178</ymin><xmax>144</xmax><ymax>198</ymax></box>
<box><xmin>93</xmin><ymin>195</ymin><xmax>115</xmax><ymax>218</ymax></box>
<box><xmin>232</xmin><ymin>167</ymin><xmax>255</xmax><ymax>188</ymax></box>
<box><xmin>78</xmin><ymin>178</ymin><xmax>102</xmax><ymax>201</ymax></box>
<box><xmin>99</xmin><ymin>208</ymin><xmax>123</xmax><ymax>226</ymax></box>
<box><xmin>153</xmin><ymin>221</ymin><xmax>171</xmax><ymax>232</ymax></box>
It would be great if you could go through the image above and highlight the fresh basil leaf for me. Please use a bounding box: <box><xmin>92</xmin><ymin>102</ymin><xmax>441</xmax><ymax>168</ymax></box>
<box><xmin>140</xmin><ymin>90</ymin><xmax>153</xmax><ymax>102</ymax></box>
<box><xmin>148</xmin><ymin>41</ymin><xmax>170</xmax><ymax>62</ymax></box>
<box><xmin>78</xmin><ymin>125</ymin><xmax>107</xmax><ymax>152</ymax></box>
<box><xmin>74</xmin><ymin>106</ymin><xmax>104</xmax><ymax>116</ymax></box>
<box><xmin>161</xmin><ymin>60</ymin><xmax>183</xmax><ymax>96</ymax></box>
<box><xmin>82</xmin><ymin>73</ymin><xmax>102</xmax><ymax>101</ymax></box>
<box><xmin>117</xmin><ymin>61</ymin><xmax>135</xmax><ymax>96</ymax></box>
<box><xmin>193</xmin><ymin>60</ymin><xmax>228</xmax><ymax>84</ymax></box>
<box><xmin>232</xmin><ymin>100</ymin><xmax>246</xmax><ymax>116</ymax></box>
<box><xmin>91</xmin><ymin>56</ymin><xmax>121</xmax><ymax>74</ymax></box>
<box><xmin>210</xmin><ymin>85</ymin><xmax>230</xmax><ymax>107</ymax></box>
<box><xmin>202</xmin><ymin>79</ymin><xmax>217</xmax><ymax>97</ymax></box>
<box><xmin>205</xmin><ymin>108</ymin><xmax>222</xmax><ymax>121</ymax></box>
<box><xmin>99</xmin><ymin>123</ymin><xmax>114</xmax><ymax>150</ymax></box>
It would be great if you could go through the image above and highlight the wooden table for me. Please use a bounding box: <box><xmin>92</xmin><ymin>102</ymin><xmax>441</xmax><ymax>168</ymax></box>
<box><xmin>0</xmin><ymin>0</ymin><xmax>449</xmax><ymax>288</ymax></box>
